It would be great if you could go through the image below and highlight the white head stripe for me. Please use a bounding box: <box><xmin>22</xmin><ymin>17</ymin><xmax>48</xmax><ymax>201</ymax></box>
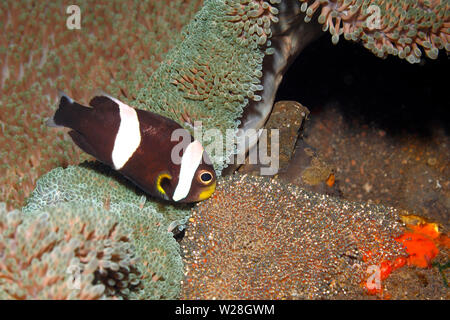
<box><xmin>111</xmin><ymin>99</ymin><xmax>141</xmax><ymax>170</ymax></box>
<box><xmin>172</xmin><ymin>140</ymin><xmax>203</xmax><ymax>201</ymax></box>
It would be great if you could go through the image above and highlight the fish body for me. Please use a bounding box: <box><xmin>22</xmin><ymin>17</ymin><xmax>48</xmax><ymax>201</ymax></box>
<box><xmin>48</xmin><ymin>91</ymin><xmax>216</xmax><ymax>203</ymax></box>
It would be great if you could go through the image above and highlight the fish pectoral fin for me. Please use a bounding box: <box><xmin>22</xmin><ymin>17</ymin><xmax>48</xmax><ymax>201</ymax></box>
<box><xmin>68</xmin><ymin>130</ymin><xmax>99</xmax><ymax>160</ymax></box>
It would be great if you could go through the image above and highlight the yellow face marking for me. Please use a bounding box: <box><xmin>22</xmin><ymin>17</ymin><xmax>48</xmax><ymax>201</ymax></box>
<box><xmin>197</xmin><ymin>181</ymin><xmax>216</xmax><ymax>201</ymax></box>
<box><xmin>156</xmin><ymin>173</ymin><xmax>172</xmax><ymax>196</ymax></box>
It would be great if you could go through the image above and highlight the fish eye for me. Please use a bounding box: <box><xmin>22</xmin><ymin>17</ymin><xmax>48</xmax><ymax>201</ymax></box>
<box><xmin>198</xmin><ymin>170</ymin><xmax>213</xmax><ymax>185</ymax></box>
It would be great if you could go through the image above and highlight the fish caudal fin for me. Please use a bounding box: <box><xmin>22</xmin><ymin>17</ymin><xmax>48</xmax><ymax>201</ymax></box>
<box><xmin>45</xmin><ymin>117</ymin><xmax>60</xmax><ymax>127</ymax></box>
<box><xmin>47</xmin><ymin>90</ymin><xmax>91</xmax><ymax>131</ymax></box>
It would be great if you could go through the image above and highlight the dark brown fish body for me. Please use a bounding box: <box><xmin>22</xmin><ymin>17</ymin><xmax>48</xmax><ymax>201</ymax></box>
<box><xmin>48</xmin><ymin>92</ymin><xmax>216</xmax><ymax>203</ymax></box>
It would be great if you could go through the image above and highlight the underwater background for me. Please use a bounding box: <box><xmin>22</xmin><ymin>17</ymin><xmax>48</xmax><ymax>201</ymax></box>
<box><xmin>0</xmin><ymin>0</ymin><xmax>449</xmax><ymax>299</ymax></box>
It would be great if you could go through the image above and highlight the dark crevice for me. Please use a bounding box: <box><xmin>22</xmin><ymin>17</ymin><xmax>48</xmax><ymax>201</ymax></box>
<box><xmin>275</xmin><ymin>34</ymin><xmax>449</xmax><ymax>137</ymax></box>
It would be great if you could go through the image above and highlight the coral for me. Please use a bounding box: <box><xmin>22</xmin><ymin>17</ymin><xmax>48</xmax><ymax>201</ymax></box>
<box><xmin>297</xmin><ymin>0</ymin><xmax>449</xmax><ymax>63</ymax></box>
<box><xmin>181</xmin><ymin>174</ymin><xmax>407</xmax><ymax>299</ymax></box>
<box><xmin>0</xmin><ymin>0</ymin><xmax>202</xmax><ymax>209</ymax></box>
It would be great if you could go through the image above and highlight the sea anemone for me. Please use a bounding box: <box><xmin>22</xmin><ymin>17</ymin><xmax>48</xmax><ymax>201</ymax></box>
<box><xmin>0</xmin><ymin>202</ymin><xmax>138</xmax><ymax>299</ymax></box>
<box><xmin>297</xmin><ymin>0</ymin><xmax>449</xmax><ymax>63</ymax></box>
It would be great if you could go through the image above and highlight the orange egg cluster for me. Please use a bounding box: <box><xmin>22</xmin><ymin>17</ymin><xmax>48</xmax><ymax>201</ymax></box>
<box><xmin>363</xmin><ymin>216</ymin><xmax>448</xmax><ymax>295</ymax></box>
<box><xmin>396</xmin><ymin>223</ymin><xmax>440</xmax><ymax>268</ymax></box>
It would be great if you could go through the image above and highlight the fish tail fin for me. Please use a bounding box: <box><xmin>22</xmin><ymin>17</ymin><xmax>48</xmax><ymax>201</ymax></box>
<box><xmin>45</xmin><ymin>117</ymin><xmax>60</xmax><ymax>127</ymax></box>
<box><xmin>47</xmin><ymin>90</ymin><xmax>90</xmax><ymax>131</ymax></box>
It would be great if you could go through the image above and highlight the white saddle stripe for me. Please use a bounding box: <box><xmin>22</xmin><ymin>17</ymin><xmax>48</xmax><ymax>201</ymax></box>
<box><xmin>172</xmin><ymin>140</ymin><xmax>203</xmax><ymax>201</ymax></box>
<box><xmin>111</xmin><ymin>99</ymin><xmax>141</xmax><ymax>170</ymax></box>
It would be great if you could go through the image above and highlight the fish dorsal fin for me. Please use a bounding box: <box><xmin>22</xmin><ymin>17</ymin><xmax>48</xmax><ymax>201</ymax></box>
<box><xmin>89</xmin><ymin>90</ymin><xmax>120</xmax><ymax>110</ymax></box>
<box><xmin>89</xmin><ymin>96</ymin><xmax>118</xmax><ymax>110</ymax></box>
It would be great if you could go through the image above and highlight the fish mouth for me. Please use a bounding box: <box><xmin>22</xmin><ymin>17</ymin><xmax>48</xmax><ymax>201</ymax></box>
<box><xmin>174</xmin><ymin>181</ymin><xmax>216</xmax><ymax>203</ymax></box>
<box><xmin>196</xmin><ymin>181</ymin><xmax>216</xmax><ymax>202</ymax></box>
